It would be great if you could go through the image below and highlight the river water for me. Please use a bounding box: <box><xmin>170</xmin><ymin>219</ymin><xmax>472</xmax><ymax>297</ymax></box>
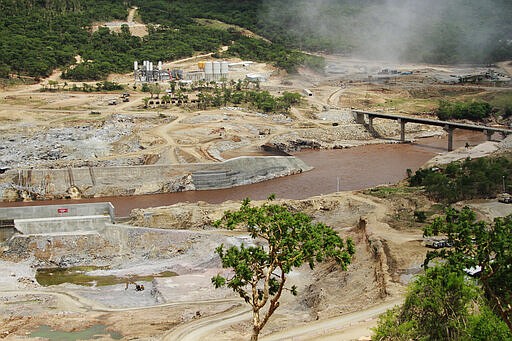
<box><xmin>0</xmin><ymin>131</ymin><xmax>489</xmax><ymax>217</ymax></box>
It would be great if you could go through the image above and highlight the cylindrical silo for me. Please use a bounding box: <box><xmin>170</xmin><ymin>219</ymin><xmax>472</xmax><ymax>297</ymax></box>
<box><xmin>204</xmin><ymin>62</ymin><xmax>213</xmax><ymax>76</ymax></box>
<box><xmin>221</xmin><ymin>61</ymin><xmax>229</xmax><ymax>75</ymax></box>
<box><xmin>158</xmin><ymin>61</ymin><xmax>162</xmax><ymax>70</ymax></box>
<box><xmin>213</xmin><ymin>61</ymin><xmax>221</xmax><ymax>75</ymax></box>
<box><xmin>134</xmin><ymin>61</ymin><xmax>138</xmax><ymax>70</ymax></box>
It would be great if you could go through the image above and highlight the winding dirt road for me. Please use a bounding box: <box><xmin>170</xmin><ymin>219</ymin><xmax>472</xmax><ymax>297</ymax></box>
<box><xmin>1</xmin><ymin>289</ymin><xmax>241</xmax><ymax>313</ymax></box>
<box><xmin>161</xmin><ymin>296</ymin><xmax>404</xmax><ymax>341</ymax></box>
<box><xmin>163</xmin><ymin>304</ymin><xmax>250</xmax><ymax>341</ymax></box>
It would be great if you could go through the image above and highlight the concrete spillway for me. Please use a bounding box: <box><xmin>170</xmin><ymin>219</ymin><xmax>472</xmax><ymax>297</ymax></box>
<box><xmin>14</xmin><ymin>215</ymin><xmax>111</xmax><ymax>235</ymax></box>
<box><xmin>191</xmin><ymin>156</ymin><xmax>308</xmax><ymax>190</ymax></box>
<box><xmin>0</xmin><ymin>202</ymin><xmax>115</xmax><ymax>221</ymax></box>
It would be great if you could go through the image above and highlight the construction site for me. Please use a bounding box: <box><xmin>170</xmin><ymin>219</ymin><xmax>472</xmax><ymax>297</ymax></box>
<box><xmin>1</xmin><ymin>38</ymin><xmax>512</xmax><ymax>338</ymax></box>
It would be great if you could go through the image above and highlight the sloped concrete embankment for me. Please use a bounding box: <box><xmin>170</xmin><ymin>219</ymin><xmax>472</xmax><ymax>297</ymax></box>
<box><xmin>0</xmin><ymin>156</ymin><xmax>311</xmax><ymax>201</ymax></box>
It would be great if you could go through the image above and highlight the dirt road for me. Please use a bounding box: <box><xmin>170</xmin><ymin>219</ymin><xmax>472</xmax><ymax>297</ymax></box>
<box><xmin>163</xmin><ymin>304</ymin><xmax>250</xmax><ymax>341</ymax></box>
<box><xmin>262</xmin><ymin>298</ymin><xmax>404</xmax><ymax>341</ymax></box>
<box><xmin>162</xmin><ymin>296</ymin><xmax>403</xmax><ymax>341</ymax></box>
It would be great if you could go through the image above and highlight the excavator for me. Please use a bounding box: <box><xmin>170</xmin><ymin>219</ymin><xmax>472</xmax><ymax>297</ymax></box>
<box><xmin>125</xmin><ymin>280</ymin><xmax>145</xmax><ymax>291</ymax></box>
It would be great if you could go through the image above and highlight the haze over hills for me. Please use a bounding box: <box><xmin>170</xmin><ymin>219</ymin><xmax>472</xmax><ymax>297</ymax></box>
<box><xmin>258</xmin><ymin>0</ymin><xmax>512</xmax><ymax>63</ymax></box>
<box><xmin>0</xmin><ymin>0</ymin><xmax>511</xmax><ymax>79</ymax></box>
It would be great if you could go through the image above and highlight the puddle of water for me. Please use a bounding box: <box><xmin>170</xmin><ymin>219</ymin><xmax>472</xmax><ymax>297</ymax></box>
<box><xmin>30</xmin><ymin>324</ymin><xmax>122</xmax><ymax>340</ymax></box>
<box><xmin>36</xmin><ymin>266</ymin><xmax>178</xmax><ymax>287</ymax></box>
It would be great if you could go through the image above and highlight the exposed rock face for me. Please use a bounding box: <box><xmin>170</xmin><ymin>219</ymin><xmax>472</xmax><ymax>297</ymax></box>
<box><xmin>4</xmin><ymin>232</ymin><xmax>116</xmax><ymax>266</ymax></box>
<box><xmin>128</xmin><ymin>195</ymin><xmax>369</xmax><ymax>230</ymax></box>
<box><xmin>129</xmin><ymin>201</ymin><xmax>242</xmax><ymax>229</ymax></box>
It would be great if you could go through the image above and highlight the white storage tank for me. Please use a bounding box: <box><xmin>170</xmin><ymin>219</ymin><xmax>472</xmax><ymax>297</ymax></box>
<box><xmin>213</xmin><ymin>61</ymin><xmax>221</xmax><ymax>75</ymax></box>
<box><xmin>134</xmin><ymin>61</ymin><xmax>138</xmax><ymax>71</ymax></box>
<box><xmin>204</xmin><ymin>61</ymin><xmax>213</xmax><ymax>75</ymax></box>
<box><xmin>221</xmin><ymin>61</ymin><xmax>229</xmax><ymax>75</ymax></box>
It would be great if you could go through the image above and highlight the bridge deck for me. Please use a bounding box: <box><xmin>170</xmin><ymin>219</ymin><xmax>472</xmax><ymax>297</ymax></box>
<box><xmin>353</xmin><ymin>110</ymin><xmax>512</xmax><ymax>134</ymax></box>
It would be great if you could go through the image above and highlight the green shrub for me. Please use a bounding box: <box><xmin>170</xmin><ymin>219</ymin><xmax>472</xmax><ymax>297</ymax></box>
<box><xmin>437</xmin><ymin>100</ymin><xmax>493</xmax><ymax>121</ymax></box>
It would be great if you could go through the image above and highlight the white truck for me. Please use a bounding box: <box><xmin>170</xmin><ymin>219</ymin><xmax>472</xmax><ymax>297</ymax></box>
<box><xmin>497</xmin><ymin>193</ymin><xmax>512</xmax><ymax>204</ymax></box>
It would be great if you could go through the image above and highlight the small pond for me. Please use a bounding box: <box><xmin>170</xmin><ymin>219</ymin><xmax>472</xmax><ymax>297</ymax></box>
<box><xmin>30</xmin><ymin>324</ymin><xmax>122</xmax><ymax>340</ymax></box>
<box><xmin>36</xmin><ymin>266</ymin><xmax>178</xmax><ymax>287</ymax></box>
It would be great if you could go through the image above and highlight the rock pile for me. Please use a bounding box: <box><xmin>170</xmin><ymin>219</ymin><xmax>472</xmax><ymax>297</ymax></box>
<box><xmin>0</xmin><ymin>114</ymin><xmax>137</xmax><ymax>169</ymax></box>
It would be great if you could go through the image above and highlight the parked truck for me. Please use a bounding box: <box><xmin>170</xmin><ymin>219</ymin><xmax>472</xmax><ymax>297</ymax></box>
<box><xmin>497</xmin><ymin>193</ymin><xmax>512</xmax><ymax>204</ymax></box>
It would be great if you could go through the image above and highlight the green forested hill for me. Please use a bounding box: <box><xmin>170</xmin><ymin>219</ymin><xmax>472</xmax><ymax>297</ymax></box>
<box><xmin>1</xmin><ymin>0</ymin><xmax>511</xmax><ymax>80</ymax></box>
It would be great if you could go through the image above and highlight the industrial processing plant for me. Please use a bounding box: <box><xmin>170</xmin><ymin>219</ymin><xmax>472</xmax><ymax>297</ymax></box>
<box><xmin>134</xmin><ymin>60</ymin><xmax>231</xmax><ymax>83</ymax></box>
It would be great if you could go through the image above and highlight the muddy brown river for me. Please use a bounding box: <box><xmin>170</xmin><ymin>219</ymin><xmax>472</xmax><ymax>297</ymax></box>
<box><xmin>0</xmin><ymin>131</ymin><xmax>490</xmax><ymax>217</ymax></box>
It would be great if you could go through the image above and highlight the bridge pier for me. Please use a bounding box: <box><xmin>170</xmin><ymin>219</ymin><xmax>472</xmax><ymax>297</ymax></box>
<box><xmin>398</xmin><ymin>119</ymin><xmax>406</xmax><ymax>142</ymax></box>
<box><xmin>444</xmin><ymin>125</ymin><xmax>455</xmax><ymax>151</ymax></box>
<box><xmin>369</xmin><ymin>116</ymin><xmax>374</xmax><ymax>131</ymax></box>
<box><xmin>355</xmin><ymin>111</ymin><xmax>365</xmax><ymax>124</ymax></box>
<box><xmin>484</xmin><ymin>130</ymin><xmax>494</xmax><ymax>141</ymax></box>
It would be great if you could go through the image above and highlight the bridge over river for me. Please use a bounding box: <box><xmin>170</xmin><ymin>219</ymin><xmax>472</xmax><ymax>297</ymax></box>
<box><xmin>353</xmin><ymin>110</ymin><xmax>512</xmax><ymax>151</ymax></box>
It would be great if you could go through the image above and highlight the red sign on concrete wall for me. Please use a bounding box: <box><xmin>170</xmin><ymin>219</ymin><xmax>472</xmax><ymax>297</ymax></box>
<box><xmin>57</xmin><ymin>208</ymin><xmax>68</xmax><ymax>214</ymax></box>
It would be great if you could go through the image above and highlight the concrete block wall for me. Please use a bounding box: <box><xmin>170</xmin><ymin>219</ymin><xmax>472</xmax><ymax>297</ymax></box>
<box><xmin>9</xmin><ymin>164</ymin><xmax>198</xmax><ymax>189</ymax></box>
<box><xmin>0</xmin><ymin>202</ymin><xmax>115</xmax><ymax>221</ymax></box>
<box><xmin>14</xmin><ymin>215</ymin><xmax>111</xmax><ymax>235</ymax></box>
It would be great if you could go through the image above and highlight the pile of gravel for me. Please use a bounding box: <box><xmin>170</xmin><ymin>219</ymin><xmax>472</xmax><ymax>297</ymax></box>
<box><xmin>0</xmin><ymin>114</ymin><xmax>136</xmax><ymax>169</ymax></box>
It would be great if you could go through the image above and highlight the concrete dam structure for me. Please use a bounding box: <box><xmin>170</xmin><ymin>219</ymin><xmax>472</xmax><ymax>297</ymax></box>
<box><xmin>0</xmin><ymin>156</ymin><xmax>312</xmax><ymax>201</ymax></box>
<box><xmin>0</xmin><ymin>202</ymin><xmax>114</xmax><ymax>239</ymax></box>
<box><xmin>0</xmin><ymin>202</ymin><xmax>216</xmax><ymax>268</ymax></box>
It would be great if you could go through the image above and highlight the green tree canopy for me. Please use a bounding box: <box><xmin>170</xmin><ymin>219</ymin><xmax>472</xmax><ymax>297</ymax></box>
<box><xmin>409</xmin><ymin>156</ymin><xmax>512</xmax><ymax>203</ymax></box>
<box><xmin>373</xmin><ymin>265</ymin><xmax>512</xmax><ymax>340</ymax></box>
<box><xmin>212</xmin><ymin>196</ymin><xmax>355</xmax><ymax>341</ymax></box>
<box><xmin>423</xmin><ymin>207</ymin><xmax>512</xmax><ymax>332</ymax></box>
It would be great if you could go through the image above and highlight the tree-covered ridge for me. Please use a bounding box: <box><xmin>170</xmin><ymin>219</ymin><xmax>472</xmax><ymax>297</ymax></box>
<box><xmin>137</xmin><ymin>0</ymin><xmax>512</xmax><ymax>64</ymax></box>
<box><xmin>0</xmin><ymin>0</ymin><xmax>127</xmax><ymax>78</ymax></box>
<box><xmin>1</xmin><ymin>0</ymin><xmax>511</xmax><ymax>79</ymax></box>
<box><xmin>0</xmin><ymin>0</ymin><xmax>318</xmax><ymax>79</ymax></box>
